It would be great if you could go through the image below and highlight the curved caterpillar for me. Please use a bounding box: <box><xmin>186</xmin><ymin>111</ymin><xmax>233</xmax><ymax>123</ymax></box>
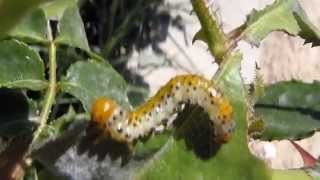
<box><xmin>91</xmin><ymin>75</ymin><xmax>235</xmax><ymax>145</ymax></box>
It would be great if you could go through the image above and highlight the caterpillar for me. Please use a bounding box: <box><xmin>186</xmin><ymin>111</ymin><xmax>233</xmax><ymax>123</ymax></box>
<box><xmin>91</xmin><ymin>74</ymin><xmax>235</xmax><ymax>146</ymax></box>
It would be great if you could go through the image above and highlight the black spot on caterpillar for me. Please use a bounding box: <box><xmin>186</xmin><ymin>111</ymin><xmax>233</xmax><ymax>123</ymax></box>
<box><xmin>91</xmin><ymin>74</ymin><xmax>235</xmax><ymax>146</ymax></box>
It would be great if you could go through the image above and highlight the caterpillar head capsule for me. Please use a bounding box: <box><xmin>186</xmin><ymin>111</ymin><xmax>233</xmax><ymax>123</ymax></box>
<box><xmin>91</xmin><ymin>97</ymin><xmax>117</xmax><ymax>130</ymax></box>
<box><xmin>91</xmin><ymin>97</ymin><xmax>131</xmax><ymax>144</ymax></box>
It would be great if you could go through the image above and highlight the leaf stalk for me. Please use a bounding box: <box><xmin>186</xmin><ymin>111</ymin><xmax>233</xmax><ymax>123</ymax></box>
<box><xmin>30</xmin><ymin>21</ymin><xmax>57</xmax><ymax>149</ymax></box>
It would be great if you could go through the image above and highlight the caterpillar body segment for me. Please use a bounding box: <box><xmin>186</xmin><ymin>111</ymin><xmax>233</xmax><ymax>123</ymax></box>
<box><xmin>91</xmin><ymin>75</ymin><xmax>235</xmax><ymax>144</ymax></box>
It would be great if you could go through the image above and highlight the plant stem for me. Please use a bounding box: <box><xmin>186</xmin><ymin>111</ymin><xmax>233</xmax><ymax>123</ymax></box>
<box><xmin>30</xmin><ymin>22</ymin><xmax>57</xmax><ymax>148</ymax></box>
<box><xmin>226</xmin><ymin>24</ymin><xmax>246</xmax><ymax>50</ymax></box>
<box><xmin>191</xmin><ymin>0</ymin><xmax>228</xmax><ymax>63</ymax></box>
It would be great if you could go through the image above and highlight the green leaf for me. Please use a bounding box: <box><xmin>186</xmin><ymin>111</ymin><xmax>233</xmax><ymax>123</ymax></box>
<box><xmin>243</xmin><ymin>0</ymin><xmax>320</xmax><ymax>46</ymax></box>
<box><xmin>271</xmin><ymin>169</ymin><xmax>311</xmax><ymax>180</ymax></box>
<box><xmin>60</xmin><ymin>60</ymin><xmax>130</xmax><ymax>112</ymax></box>
<box><xmin>41</xmin><ymin>0</ymin><xmax>78</xmax><ymax>20</ymax></box>
<box><xmin>255</xmin><ymin>81</ymin><xmax>320</xmax><ymax>140</ymax></box>
<box><xmin>0</xmin><ymin>0</ymin><xmax>47</xmax><ymax>39</ymax></box>
<box><xmin>9</xmin><ymin>9</ymin><xmax>48</xmax><ymax>43</ymax></box>
<box><xmin>135</xmin><ymin>52</ymin><xmax>270</xmax><ymax>179</ymax></box>
<box><xmin>55</xmin><ymin>5</ymin><xmax>90</xmax><ymax>52</ymax></box>
<box><xmin>0</xmin><ymin>40</ymin><xmax>47</xmax><ymax>90</ymax></box>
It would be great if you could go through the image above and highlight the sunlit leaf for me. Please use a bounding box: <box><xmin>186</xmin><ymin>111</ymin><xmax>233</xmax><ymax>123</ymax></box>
<box><xmin>60</xmin><ymin>60</ymin><xmax>129</xmax><ymax>112</ymax></box>
<box><xmin>243</xmin><ymin>0</ymin><xmax>320</xmax><ymax>46</ymax></box>
<box><xmin>41</xmin><ymin>0</ymin><xmax>78</xmax><ymax>20</ymax></box>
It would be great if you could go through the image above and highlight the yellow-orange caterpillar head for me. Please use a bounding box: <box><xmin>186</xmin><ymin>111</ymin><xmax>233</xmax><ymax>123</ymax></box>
<box><xmin>91</xmin><ymin>97</ymin><xmax>117</xmax><ymax>129</ymax></box>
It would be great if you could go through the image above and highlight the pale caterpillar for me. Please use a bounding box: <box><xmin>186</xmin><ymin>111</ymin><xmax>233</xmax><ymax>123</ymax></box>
<box><xmin>90</xmin><ymin>75</ymin><xmax>235</xmax><ymax>146</ymax></box>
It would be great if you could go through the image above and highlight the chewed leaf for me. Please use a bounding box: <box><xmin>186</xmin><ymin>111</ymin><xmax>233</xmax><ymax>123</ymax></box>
<box><xmin>60</xmin><ymin>60</ymin><xmax>129</xmax><ymax>112</ymax></box>
<box><xmin>0</xmin><ymin>40</ymin><xmax>47</xmax><ymax>90</ymax></box>
<box><xmin>243</xmin><ymin>0</ymin><xmax>320</xmax><ymax>46</ymax></box>
<box><xmin>255</xmin><ymin>81</ymin><xmax>320</xmax><ymax>140</ymax></box>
